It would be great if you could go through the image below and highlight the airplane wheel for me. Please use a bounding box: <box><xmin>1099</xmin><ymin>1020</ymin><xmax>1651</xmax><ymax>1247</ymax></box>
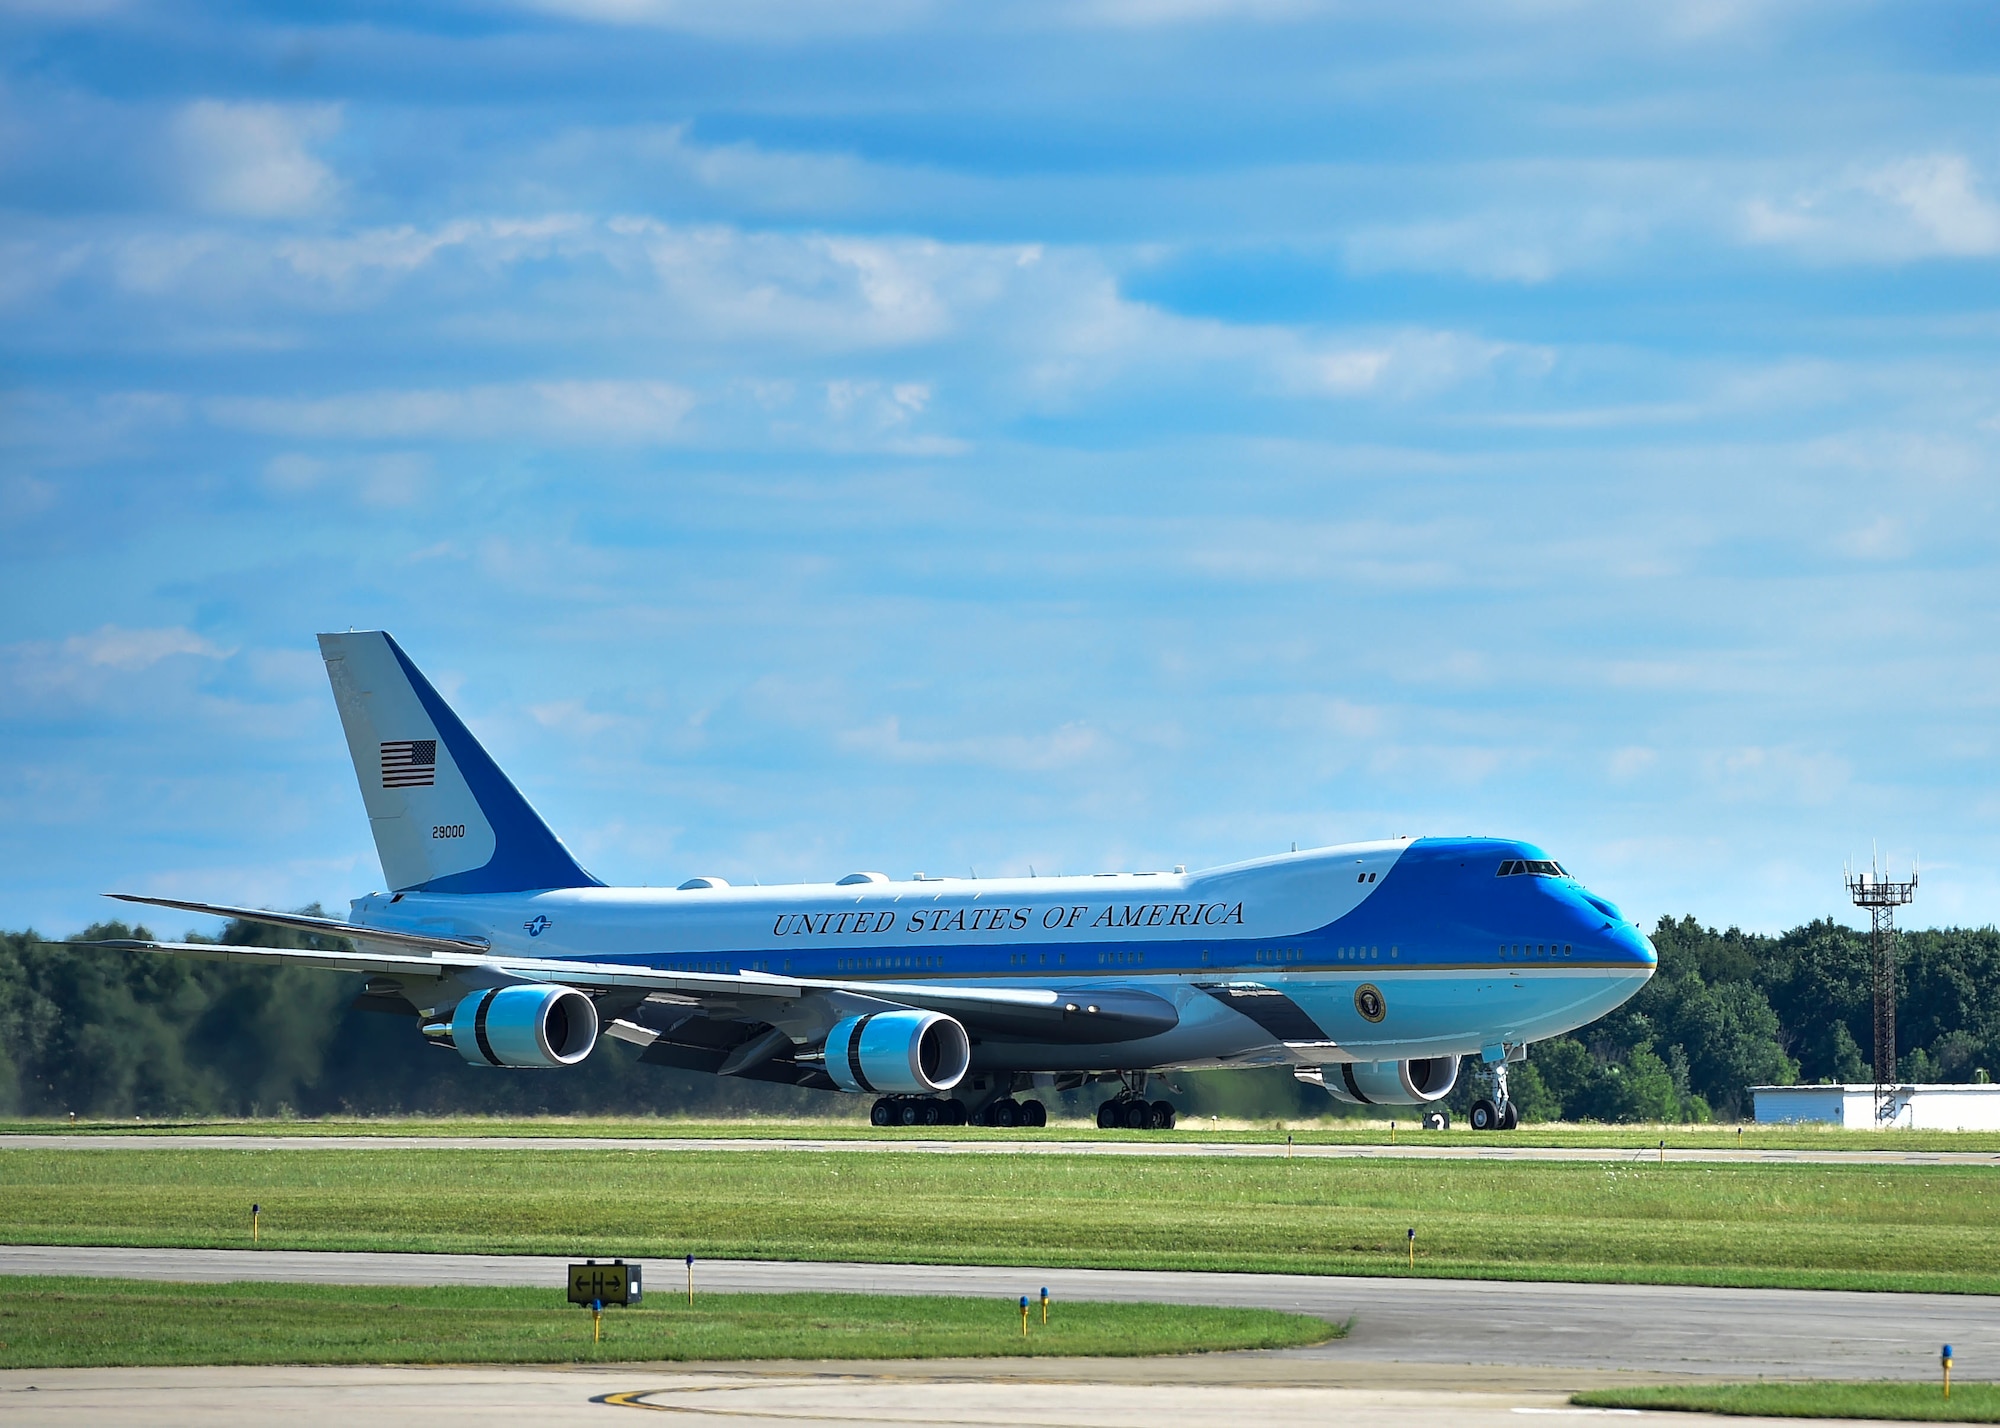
<box><xmin>1097</xmin><ymin>1100</ymin><xmax>1120</xmax><ymax>1129</ymax></box>
<box><xmin>1150</xmin><ymin>1100</ymin><xmax>1176</xmax><ymax>1130</ymax></box>
<box><xmin>1423</xmin><ymin>1110</ymin><xmax>1449</xmax><ymax>1131</ymax></box>
<box><xmin>1123</xmin><ymin>1100</ymin><xmax>1151</xmax><ymax>1130</ymax></box>
<box><xmin>1022</xmin><ymin>1099</ymin><xmax>1047</xmax><ymax>1128</ymax></box>
<box><xmin>944</xmin><ymin>1098</ymin><xmax>968</xmax><ymax>1125</ymax></box>
<box><xmin>1499</xmin><ymin>1103</ymin><xmax>1518</xmax><ymax>1131</ymax></box>
<box><xmin>1469</xmin><ymin>1099</ymin><xmax>1497</xmax><ymax>1131</ymax></box>
<box><xmin>991</xmin><ymin>1098</ymin><xmax>1022</xmax><ymax>1128</ymax></box>
<box><xmin>871</xmin><ymin>1099</ymin><xmax>894</xmax><ymax>1127</ymax></box>
<box><xmin>899</xmin><ymin>1100</ymin><xmax>921</xmax><ymax>1126</ymax></box>
<box><xmin>920</xmin><ymin>1100</ymin><xmax>943</xmax><ymax>1126</ymax></box>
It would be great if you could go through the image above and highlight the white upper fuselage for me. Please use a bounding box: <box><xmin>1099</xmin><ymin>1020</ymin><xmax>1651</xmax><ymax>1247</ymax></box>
<box><xmin>350</xmin><ymin>836</ymin><xmax>1657</xmax><ymax>1071</ymax></box>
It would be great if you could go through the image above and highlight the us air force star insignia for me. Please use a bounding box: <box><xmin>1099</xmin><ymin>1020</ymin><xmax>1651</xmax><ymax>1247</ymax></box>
<box><xmin>524</xmin><ymin>915</ymin><xmax>551</xmax><ymax>938</ymax></box>
<box><xmin>1354</xmin><ymin>983</ymin><xmax>1386</xmax><ymax>1023</ymax></box>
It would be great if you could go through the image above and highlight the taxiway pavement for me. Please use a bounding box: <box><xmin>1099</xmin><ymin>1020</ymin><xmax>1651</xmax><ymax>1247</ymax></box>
<box><xmin>3</xmin><ymin>1132</ymin><xmax>1993</xmax><ymax>1165</ymax></box>
<box><xmin>0</xmin><ymin>1362</ymin><xmax>1784</xmax><ymax>1428</ymax></box>
<box><xmin>3</xmin><ymin>1245</ymin><xmax>1992</xmax><ymax>1382</ymax></box>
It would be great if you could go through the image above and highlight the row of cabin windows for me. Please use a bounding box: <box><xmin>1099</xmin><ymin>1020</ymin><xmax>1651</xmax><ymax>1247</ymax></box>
<box><xmin>826</xmin><ymin>947</ymin><xmax>1425</xmax><ymax>973</ymax></box>
<box><xmin>1496</xmin><ymin>859</ymin><xmax>1568</xmax><ymax>878</ymax></box>
<box><xmin>1500</xmin><ymin>943</ymin><xmax>1573</xmax><ymax>959</ymax></box>
<box><xmin>667</xmin><ymin>959</ymin><xmax>773</xmax><ymax>974</ymax></box>
<box><xmin>835</xmin><ymin>954</ymin><xmax>944</xmax><ymax>973</ymax></box>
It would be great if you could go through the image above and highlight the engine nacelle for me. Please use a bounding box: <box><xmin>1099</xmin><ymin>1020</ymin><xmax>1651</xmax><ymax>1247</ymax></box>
<box><xmin>824</xmin><ymin>1009</ymin><xmax>971</xmax><ymax>1094</ymax></box>
<box><xmin>448</xmin><ymin>984</ymin><xmax>598</xmax><ymax>1068</ymax></box>
<box><xmin>1317</xmin><ymin>1055</ymin><xmax>1459</xmax><ymax>1106</ymax></box>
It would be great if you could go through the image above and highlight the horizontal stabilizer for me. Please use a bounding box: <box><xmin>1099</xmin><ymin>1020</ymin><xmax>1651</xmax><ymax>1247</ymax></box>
<box><xmin>107</xmin><ymin>893</ymin><xmax>489</xmax><ymax>955</ymax></box>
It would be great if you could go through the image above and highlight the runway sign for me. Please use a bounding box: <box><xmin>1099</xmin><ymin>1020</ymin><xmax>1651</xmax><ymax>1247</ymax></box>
<box><xmin>568</xmin><ymin>1260</ymin><xmax>642</xmax><ymax>1307</ymax></box>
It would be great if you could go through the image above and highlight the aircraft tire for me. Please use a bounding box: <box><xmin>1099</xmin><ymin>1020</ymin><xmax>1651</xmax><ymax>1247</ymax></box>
<box><xmin>1469</xmin><ymin>1098</ymin><xmax>1497</xmax><ymax>1131</ymax></box>
<box><xmin>1122</xmin><ymin>1100</ymin><xmax>1151</xmax><ymax>1130</ymax></box>
<box><xmin>1096</xmin><ymin>1100</ymin><xmax>1120</xmax><ymax>1129</ymax></box>
<box><xmin>993</xmin><ymin>1098</ymin><xmax>1023</xmax><ymax>1128</ymax></box>
<box><xmin>1021</xmin><ymin>1098</ymin><xmax>1047</xmax><ymax>1128</ymax></box>
<box><xmin>920</xmin><ymin>1099</ymin><xmax>943</xmax><ymax>1126</ymax></box>
<box><xmin>899</xmin><ymin>1100</ymin><xmax>921</xmax><ymax>1126</ymax></box>
<box><xmin>1150</xmin><ymin>1100</ymin><xmax>1175</xmax><ymax>1130</ymax></box>
<box><xmin>944</xmin><ymin>1098</ymin><xmax>968</xmax><ymax>1125</ymax></box>
<box><xmin>1499</xmin><ymin>1103</ymin><xmax>1519</xmax><ymax>1131</ymax></box>
<box><xmin>871</xmin><ymin>1099</ymin><xmax>894</xmax><ymax>1127</ymax></box>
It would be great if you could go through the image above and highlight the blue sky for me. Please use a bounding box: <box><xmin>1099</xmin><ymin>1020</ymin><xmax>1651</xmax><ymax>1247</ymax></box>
<box><xmin>4</xmin><ymin>1</ymin><xmax>1998</xmax><ymax>937</ymax></box>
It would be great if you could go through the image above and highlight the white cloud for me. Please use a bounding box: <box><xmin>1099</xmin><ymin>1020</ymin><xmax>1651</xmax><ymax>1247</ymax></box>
<box><xmin>1344</xmin><ymin>207</ymin><xmax>1652</xmax><ymax>284</ymax></box>
<box><xmin>1745</xmin><ymin>153</ymin><xmax>2000</xmax><ymax>262</ymax></box>
<box><xmin>1862</xmin><ymin>155</ymin><xmax>2000</xmax><ymax>256</ymax></box>
<box><xmin>0</xmin><ymin>626</ymin><xmax>232</xmax><ymax>720</ymax></box>
<box><xmin>1831</xmin><ymin>514</ymin><xmax>1912</xmax><ymax>561</ymax></box>
<box><xmin>211</xmin><ymin>380</ymin><xmax>696</xmax><ymax>444</ymax></box>
<box><xmin>261</xmin><ymin>451</ymin><xmax>432</xmax><ymax>508</ymax></box>
<box><xmin>837</xmin><ymin>715</ymin><xmax>1106</xmax><ymax>772</ymax></box>
<box><xmin>173</xmin><ymin>100</ymin><xmax>341</xmax><ymax>220</ymax></box>
<box><xmin>64</xmin><ymin>625</ymin><xmax>226</xmax><ymax>670</ymax></box>
<box><xmin>507</xmin><ymin>0</ymin><xmax>932</xmax><ymax>36</ymax></box>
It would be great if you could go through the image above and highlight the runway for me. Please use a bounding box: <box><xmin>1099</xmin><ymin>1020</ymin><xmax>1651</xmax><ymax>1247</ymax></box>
<box><xmin>0</xmin><ymin>1362</ymin><xmax>1758</xmax><ymax>1428</ymax></box>
<box><xmin>4</xmin><ymin>1132</ymin><xmax>1994</xmax><ymax>1165</ymax></box>
<box><xmin>5</xmin><ymin>1244</ymin><xmax>1995</xmax><ymax>1381</ymax></box>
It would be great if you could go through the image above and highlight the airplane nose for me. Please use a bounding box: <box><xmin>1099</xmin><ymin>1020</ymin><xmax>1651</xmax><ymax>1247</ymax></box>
<box><xmin>1615</xmin><ymin>922</ymin><xmax>1657</xmax><ymax>969</ymax></box>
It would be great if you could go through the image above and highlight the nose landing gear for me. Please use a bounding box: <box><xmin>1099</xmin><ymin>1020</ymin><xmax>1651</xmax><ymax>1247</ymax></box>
<box><xmin>1467</xmin><ymin>1062</ymin><xmax>1519</xmax><ymax>1131</ymax></box>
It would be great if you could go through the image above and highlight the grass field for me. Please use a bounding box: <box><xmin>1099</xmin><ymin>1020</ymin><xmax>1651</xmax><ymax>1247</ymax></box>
<box><xmin>1572</xmin><ymin>1383</ymin><xmax>2000</xmax><ymax>1421</ymax></box>
<box><xmin>2</xmin><ymin>1147</ymin><xmax>1997</xmax><ymax>1293</ymax></box>
<box><xmin>0</xmin><ymin>1277</ymin><xmax>1332</xmax><ymax>1368</ymax></box>
<box><xmin>7</xmin><ymin>1115</ymin><xmax>2000</xmax><ymax>1154</ymax></box>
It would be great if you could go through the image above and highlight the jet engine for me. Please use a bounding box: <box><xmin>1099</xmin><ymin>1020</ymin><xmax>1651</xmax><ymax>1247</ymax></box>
<box><xmin>823</xmin><ymin>1008</ymin><xmax>971</xmax><ymax>1094</ymax></box>
<box><xmin>445</xmin><ymin>984</ymin><xmax>599</xmax><ymax>1068</ymax></box>
<box><xmin>1316</xmin><ymin>1055</ymin><xmax>1459</xmax><ymax>1106</ymax></box>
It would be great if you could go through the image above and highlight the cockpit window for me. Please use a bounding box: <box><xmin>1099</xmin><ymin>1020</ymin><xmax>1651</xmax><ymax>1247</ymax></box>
<box><xmin>1496</xmin><ymin>859</ymin><xmax>1568</xmax><ymax>878</ymax></box>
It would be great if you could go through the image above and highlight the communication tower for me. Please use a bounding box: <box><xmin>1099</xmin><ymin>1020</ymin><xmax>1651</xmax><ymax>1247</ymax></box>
<box><xmin>1845</xmin><ymin>852</ymin><xmax>1918</xmax><ymax>1125</ymax></box>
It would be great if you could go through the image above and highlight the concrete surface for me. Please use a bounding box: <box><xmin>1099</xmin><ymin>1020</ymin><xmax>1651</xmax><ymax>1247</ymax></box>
<box><xmin>4</xmin><ymin>1245</ymin><xmax>1994</xmax><ymax>1381</ymax></box>
<box><xmin>0</xmin><ymin>1361</ymin><xmax>1753</xmax><ymax>1428</ymax></box>
<box><xmin>4</xmin><ymin>1132</ymin><xmax>1996</xmax><ymax>1165</ymax></box>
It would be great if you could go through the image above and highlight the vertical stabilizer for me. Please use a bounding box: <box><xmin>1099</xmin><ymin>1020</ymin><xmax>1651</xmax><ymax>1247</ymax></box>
<box><xmin>318</xmin><ymin>631</ymin><xmax>602</xmax><ymax>894</ymax></box>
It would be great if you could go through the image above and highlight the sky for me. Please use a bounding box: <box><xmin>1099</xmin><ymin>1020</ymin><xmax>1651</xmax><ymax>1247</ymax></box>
<box><xmin>4</xmin><ymin>0</ymin><xmax>1999</xmax><ymax>938</ymax></box>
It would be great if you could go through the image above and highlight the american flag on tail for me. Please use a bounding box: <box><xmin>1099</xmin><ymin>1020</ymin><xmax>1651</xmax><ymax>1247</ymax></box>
<box><xmin>380</xmin><ymin>739</ymin><xmax>437</xmax><ymax>789</ymax></box>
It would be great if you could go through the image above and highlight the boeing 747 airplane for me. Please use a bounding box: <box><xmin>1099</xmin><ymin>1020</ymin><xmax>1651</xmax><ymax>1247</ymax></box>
<box><xmin>96</xmin><ymin>632</ymin><xmax>1656</xmax><ymax>1130</ymax></box>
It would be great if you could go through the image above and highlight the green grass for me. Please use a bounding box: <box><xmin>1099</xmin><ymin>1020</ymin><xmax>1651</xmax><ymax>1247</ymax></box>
<box><xmin>8</xmin><ymin>1114</ymin><xmax>2000</xmax><ymax>1154</ymax></box>
<box><xmin>3</xmin><ymin>1147</ymin><xmax>1999</xmax><ymax>1293</ymax></box>
<box><xmin>0</xmin><ymin>1277</ymin><xmax>1332</xmax><ymax>1368</ymax></box>
<box><xmin>1573</xmin><ymin>1383</ymin><xmax>2000</xmax><ymax>1421</ymax></box>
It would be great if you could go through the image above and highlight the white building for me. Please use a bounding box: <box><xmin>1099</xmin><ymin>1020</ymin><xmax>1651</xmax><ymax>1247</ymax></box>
<box><xmin>1751</xmin><ymin>1083</ymin><xmax>2000</xmax><ymax>1130</ymax></box>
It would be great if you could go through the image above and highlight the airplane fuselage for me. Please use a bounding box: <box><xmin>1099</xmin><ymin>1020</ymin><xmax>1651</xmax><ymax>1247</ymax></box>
<box><xmin>351</xmin><ymin>835</ymin><xmax>1656</xmax><ymax>1076</ymax></box>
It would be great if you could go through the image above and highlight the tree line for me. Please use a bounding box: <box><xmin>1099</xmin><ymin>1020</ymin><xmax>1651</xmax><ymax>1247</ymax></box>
<box><xmin>0</xmin><ymin>913</ymin><xmax>1994</xmax><ymax>1122</ymax></box>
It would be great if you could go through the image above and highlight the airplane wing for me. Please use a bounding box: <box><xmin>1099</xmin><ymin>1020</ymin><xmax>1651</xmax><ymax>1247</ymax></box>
<box><xmin>68</xmin><ymin>927</ymin><xmax>1178</xmax><ymax>1042</ymax></box>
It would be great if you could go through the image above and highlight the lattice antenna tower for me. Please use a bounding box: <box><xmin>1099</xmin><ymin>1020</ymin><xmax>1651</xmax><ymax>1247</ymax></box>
<box><xmin>1845</xmin><ymin>848</ymin><xmax>1918</xmax><ymax>1126</ymax></box>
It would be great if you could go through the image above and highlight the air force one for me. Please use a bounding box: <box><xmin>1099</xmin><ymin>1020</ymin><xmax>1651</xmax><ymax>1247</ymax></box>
<box><xmin>99</xmin><ymin>632</ymin><xmax>1656</xmax><ymax>1131</ymax></box>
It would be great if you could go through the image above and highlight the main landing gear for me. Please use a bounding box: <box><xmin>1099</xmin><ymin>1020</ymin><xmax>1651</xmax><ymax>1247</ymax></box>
<box><xmin>1467</xmin><ymin>1062</ymin><xmax>1519</xmax><ymax>1132</ymax></box>
<box><xmin>868</xmin><ymin>1096</ymin><xmax>1048</xmax><ymax>1128</ymax></box>
<box><xmin>1095</xmin><ymin>1072</ymin><xmax>1177</xmax><ymax>1130</ymax></box>
<box><xmin>1097</xmin><ymin>1097</ymin><xmax>1176</xmax><ymax>1130</ymax></box>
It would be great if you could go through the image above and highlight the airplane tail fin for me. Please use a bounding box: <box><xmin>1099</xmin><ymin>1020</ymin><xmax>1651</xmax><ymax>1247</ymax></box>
<box><xmin>318</xmin><ymin>631</ymin><xmax>603</xmax><ymax>895</ymax></box>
